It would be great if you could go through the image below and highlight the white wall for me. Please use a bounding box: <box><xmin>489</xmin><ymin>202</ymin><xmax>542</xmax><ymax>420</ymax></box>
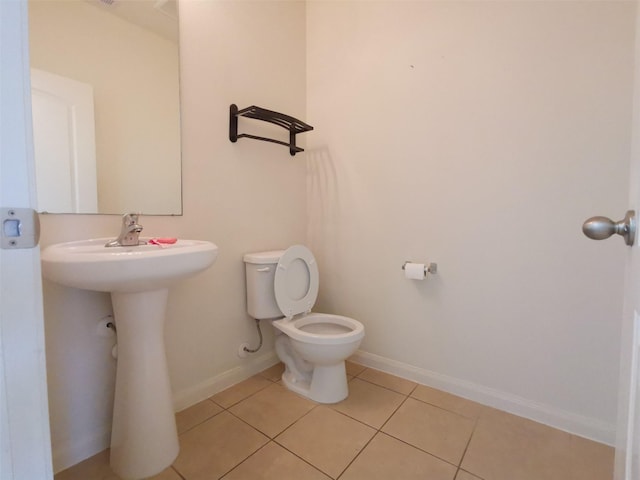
<box><xmin>29</xmin><ymin>0</ymin><xmax>181</xmax><ymax>214</ymax></box>
<box><xmin>306</xmin><ymin>1</ymin><xmax>634</xmax><ymax>443</ymax></box>
<box><xmin>40</xmin><ymin>0</ymin><xmax>307</xmax><ymax>471</ymax></box>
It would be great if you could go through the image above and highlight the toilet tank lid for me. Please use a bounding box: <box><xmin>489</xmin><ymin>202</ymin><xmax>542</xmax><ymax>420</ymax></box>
<box><xmin>243</xmin><ymin>250</ymin><xmax>286</xmax><ymax>264</ymax></box>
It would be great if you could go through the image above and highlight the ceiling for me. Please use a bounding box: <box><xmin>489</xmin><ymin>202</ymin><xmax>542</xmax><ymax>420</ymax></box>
<box><xmin>85</xmin><ymin>0</ymin><xmax>178</xmax><ymax>43</ymax></box>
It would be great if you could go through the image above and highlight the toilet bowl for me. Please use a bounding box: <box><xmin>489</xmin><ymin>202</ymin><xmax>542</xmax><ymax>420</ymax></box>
<box><xmin>244</xmin><ymin>245</ymin><xmax>365</xmax><ymax>403</ymax></box>
<box><xmin>274</xmin><ymin>313</ymin><xmax>364</xmax><ymax>403</ymax></box>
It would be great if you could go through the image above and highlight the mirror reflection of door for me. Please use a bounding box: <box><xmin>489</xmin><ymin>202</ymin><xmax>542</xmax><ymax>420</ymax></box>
<box><xmin>31</xmin><ymin>68</ymin><xmax>98</xmax><ymax>213</ymax></box>
<box><xmin>28</xmin><ymin>0</ymin><xmax>182</xmax><ymax>215</ymax></box>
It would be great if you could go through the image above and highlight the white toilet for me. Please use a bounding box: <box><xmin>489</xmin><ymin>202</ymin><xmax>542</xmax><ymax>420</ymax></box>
<box><xmin>244</xmin><ymin>245</ymin><xmax>365</xmax><ymax>403</ymax></box>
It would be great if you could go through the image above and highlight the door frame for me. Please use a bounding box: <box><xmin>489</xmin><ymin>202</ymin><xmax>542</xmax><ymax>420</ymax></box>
<box><xmin>0</xmin><ymin>1</ymin><xmax>53</xmax><ymax>478</ymax></box>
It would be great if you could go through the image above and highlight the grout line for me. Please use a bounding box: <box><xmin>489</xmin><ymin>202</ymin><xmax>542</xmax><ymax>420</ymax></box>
<box><xmin>353</xmin><ymin>374</ymin><xmax>419</xmax><ymax>397</ymax></box>
<box><xmin>174</xmin><ymin>368</ymin><xmax>287</xmax><ymax>479</ymax></box>
<box><xmin>215</xmin><ymin>440</ymin><xmax>271</xmax><ymax>479</ymax></box>
<box><xmin>378</xmin><ymin>430</ymin><xmax>461</xmax><ymax>470</ymax></box>
<box><xmin>214</xmin><ymin>396</ymin><xmax>332</xmax><ymax>477</ymax></box>
<box><xmin>406</xmin><ymin>393</ymin><xmax>482</xmax><ymax>422</ymax></box>
<box><xmin>270</xmin><ymin>437</ymin><xmax>336</xmax><ymax>479</ymax></box>
<box><xmin>324</xmin><ymin>405</ymin><xmax>384</xmax><ymax>431</ymax></box>
<box><xmin>455</xmin><ymin>467</ymin><xmax>486</xmax><ymax>480</ymax></box>
<box><xmin>224</xmin><ymin>407</ymin><xmax>280</xmax><ymax>439</ymax></box>
<box><xmin>377</xmin><ymin>390</ymin><xmax>411</xmax><ymax>431</ymax></box>
<box><xmin>224</xmin><ymin>393</ymin><xmax>320</xmax><ymax>440</ymax></box>
<box><xmin>407</xmin><ymin>382</ymin><xmax>419</xmax><ymax>396</ymax></box>
<box><xmin>170</xmin><ymin>465</ymin><xmax>187</xmax><ymax>480</ymax></box>
<box><xmin>353</xmin><ymin>365</ymin><xmax>418</xmax><ymax>390</ymax></box>
<box><xmin>335</xmin><ymin>389</ymin><xmax>412</xmax><ymax>479</ymax></box>
<box><xmin>333</xmin><ymin>386</ymin><xmax>463</xmax><ymax>478</ymax></box>
<box><xmin>175</xmin><ymin>399</ymin><xmax>224</xmax><ymax>436</ymax></box>
<box><xmin>456</xmin><ymin>416</ymin><xmax>480</xmax><ymax>471</ymax></box>
<box><xmin>272</xmin><ymin>403</ymin><xmax>321</xmax><ymax>438</ymax></box>
<box><xmin>209</xmin><ymin>378</ymin><xmax>274</xmax><ymax>410</ymax></box>
<box><xmin>372</xmin><ymin>390</ymin><xmax>473</xmax><ymax>472</ymax></box>
<box><xmin>334</xmin><ymin>430</ymin><xmax>378</xmax><ymax>479</ymax></box>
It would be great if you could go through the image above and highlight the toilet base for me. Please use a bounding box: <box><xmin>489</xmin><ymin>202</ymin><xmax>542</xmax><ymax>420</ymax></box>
<box><xmin>282</xmin><ymin>361</ymin><xmax>348</xmax><ymax>404</ymax></box>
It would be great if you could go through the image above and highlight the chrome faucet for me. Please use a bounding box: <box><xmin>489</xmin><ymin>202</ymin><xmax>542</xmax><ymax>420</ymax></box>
<box><xmin>105</xmin><ymin>213</ymin><xmax>146</xmax><ymax>247</ymax></box>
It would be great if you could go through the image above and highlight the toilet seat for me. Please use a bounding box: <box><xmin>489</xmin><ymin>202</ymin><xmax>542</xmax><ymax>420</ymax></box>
<box><xmin>274</xmin><ymin>313</ymin><xmax>365</xmax><ymax>345</ymax></box>
<box><xmin>274</xmin><ymin>245</ymin><xmax>319</xmax><ymax>318</ymax></box>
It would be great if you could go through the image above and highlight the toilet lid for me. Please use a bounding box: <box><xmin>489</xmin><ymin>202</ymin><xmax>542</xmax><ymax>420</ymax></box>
<box><xmin>274</xmin><ymin>245</ymin><xmax>319</xmax><ymax>318</ymax></box>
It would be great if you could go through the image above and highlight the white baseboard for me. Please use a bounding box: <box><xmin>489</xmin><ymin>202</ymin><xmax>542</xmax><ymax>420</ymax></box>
<box><xmin>351</xmin><ymin>350</ymin><xmax>616</xmax><ymax>446</ymax></box>
<box><xmin>172</xmin><ymin>351</ymin><xmax>279</xmax><ymax>412</ymax></box>
<box><xmin>54</xmin><ymin>348</ymin><xmax>614</xmax><ymax>473</ymax></box>
<box><xmin>52</xmin><ymin>428</ymin><xmax>111</xmax><ymax>474</ymax></box>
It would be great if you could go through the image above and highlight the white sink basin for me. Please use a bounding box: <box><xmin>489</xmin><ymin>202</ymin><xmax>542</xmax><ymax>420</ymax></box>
<box><xmin>40</xmin><ymin>237</ymin><xmax>218</xmax><ymax>479</ymax></box>
<box><xmin>41</xmin><ymin>237</ymin><xmax>218</xmax><ymax>293</ymax></box>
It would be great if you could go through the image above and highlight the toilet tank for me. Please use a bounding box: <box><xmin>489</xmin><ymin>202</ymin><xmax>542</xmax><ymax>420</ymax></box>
<box><xmin>243</xmin><ymin>250</ymin><xmax>285</xmax><ymax>320</ymax></box>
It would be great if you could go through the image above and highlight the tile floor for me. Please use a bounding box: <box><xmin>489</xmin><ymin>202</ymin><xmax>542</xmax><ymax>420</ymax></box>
<box><xmin>55</xmin><ymin>361</ymin><xmax>614</xmax><ymax>480</ymax></box>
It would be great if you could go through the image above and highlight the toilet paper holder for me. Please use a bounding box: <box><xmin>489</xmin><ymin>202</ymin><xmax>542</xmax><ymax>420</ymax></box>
<box><xmin>402</xmin><ymin>261</ymin><xmax>437</xmax><ymax>275</ymax></box>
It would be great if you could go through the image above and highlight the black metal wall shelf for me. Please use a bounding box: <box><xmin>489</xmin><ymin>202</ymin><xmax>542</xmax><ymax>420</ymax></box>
<box><xmin>229</xmin><ymin>104</ymin><xmax>313</xmax><ymax>156</ymax></box>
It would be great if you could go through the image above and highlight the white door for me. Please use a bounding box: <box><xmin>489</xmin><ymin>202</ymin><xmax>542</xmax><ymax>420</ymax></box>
<box><xmin>31</xmin><ymin>68</ymin><xmax>98</xmax><ymax>213</ymax></box>
<box><xmin>614</xmin><ymin>2</ymin><xmax>640</xmax><ymax>479</ymax></box>
<box><xmin>0</xmin><ymin>1</ymin><xmax>53</xmax><ymax>479</ymax></box>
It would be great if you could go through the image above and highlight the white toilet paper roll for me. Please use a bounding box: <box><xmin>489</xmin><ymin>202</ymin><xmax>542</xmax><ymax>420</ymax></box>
<box><xmin>404</xmin><ymin>262</ymin><xmax>426</xmax><ymax>280</ymax></box>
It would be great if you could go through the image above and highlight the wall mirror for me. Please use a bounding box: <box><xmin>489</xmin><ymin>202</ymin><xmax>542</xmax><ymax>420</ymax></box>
<box><xmin>28</xmin><ymin>0</ymin><xmax>182</xmax><ymax>215</ymax></box>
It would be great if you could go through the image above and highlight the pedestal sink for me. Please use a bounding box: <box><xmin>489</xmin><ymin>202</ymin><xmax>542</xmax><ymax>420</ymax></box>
<box><xmin>41</xmin><ymin>238</ymin><xmax>218</xmax><ymax>480</ymax></box>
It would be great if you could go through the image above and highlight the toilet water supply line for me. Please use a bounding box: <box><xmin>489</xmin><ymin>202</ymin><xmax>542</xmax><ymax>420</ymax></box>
<box><xmin>244</xmin><ymin>319</ymin><xmax>263</xmax><ymax>353</ymax></box>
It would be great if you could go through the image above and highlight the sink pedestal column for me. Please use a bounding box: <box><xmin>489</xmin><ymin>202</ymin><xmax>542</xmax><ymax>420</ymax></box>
<box><xmin>109</xmin><ymin>289</ymin><xmax>179</xmax><ymax>479</ymax></box>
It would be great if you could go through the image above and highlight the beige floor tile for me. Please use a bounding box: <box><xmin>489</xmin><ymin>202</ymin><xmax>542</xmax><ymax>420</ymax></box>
<box><xmin>411</xmin><ymin>385</ymin><xmax>487</xmax><ymax>419</ymax></box>
<box><xmin>568</xmin><ymin>434</ymin><xmax>614</xmax><ymax>480</ymax></box>
<box><xmin>357</xmin><ymin>368</ymin><xmax>417</xmax><ymax>395</ymax></box>
<box><xmin>276</xmin><ymin>406</ymin><xmax>376</xmax><ymax>478</ymax></box>
<box><xmin>229</xmin><ymin>383</ymin><xmax>316</xmax><ymax>437</ymax></box>
<box><xmin>345</xmin><ymin>360</ymin><xmax>367</xmax><ymax>377</ymax></box>
<box><xmin>222</xmin><ymin>441</ymin><xmax>331</xmax><ymax>480</ymax></box>
<box><xmin>259</xmin><ymin>362</ymin><xmax>285</xmax><ymax>382</ymax></box>
<box><xmin>54</xmin><ymin>449</ymin><xmax>119</xmax><ymax>480</ymax></box>
<box><xmin>382</xmin><ymin>397</ymin><xmax>475</xmax><ymax>465</ymax></box>
<box><xmin>175</xmin><ymin>399</ymin><xmax>223</xmax><ymax>434</ymax></box>
<box><xmin>210</xmin><ymin>375</ymin><xmax>272</xmax><ymax>408</ymax></box>
<box><xmin>54</xmin><ymin>449</ymin><xmax>180</xmax><ymax>480</ymax></box>
<box><xmin>455</xmin><ymin>470</ymin><xmax>483</xmax><ymax>480</ymax></box>
<box><xmin>173</xmin><ymin>411</ymin><xmax>268</xmax><ymax>480</ymax></box>
<box><xmin>148</xmin><ymin>468</ymin><xmax>183</xmax><ymax>480</ymax></box>
<box><xmin>461</xmin><ymin>409</ymin><xmax>573</xmax><ymax>480</ymax></box>
<box><xmin>331</xmin><ymin>378</ymin><xmax>405</xmax><ymax>428</ymax></box>
<box><xmin>340</xmin><ymin>432</ymin><xmax>457</xmax><ymax>480</ymax></box>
